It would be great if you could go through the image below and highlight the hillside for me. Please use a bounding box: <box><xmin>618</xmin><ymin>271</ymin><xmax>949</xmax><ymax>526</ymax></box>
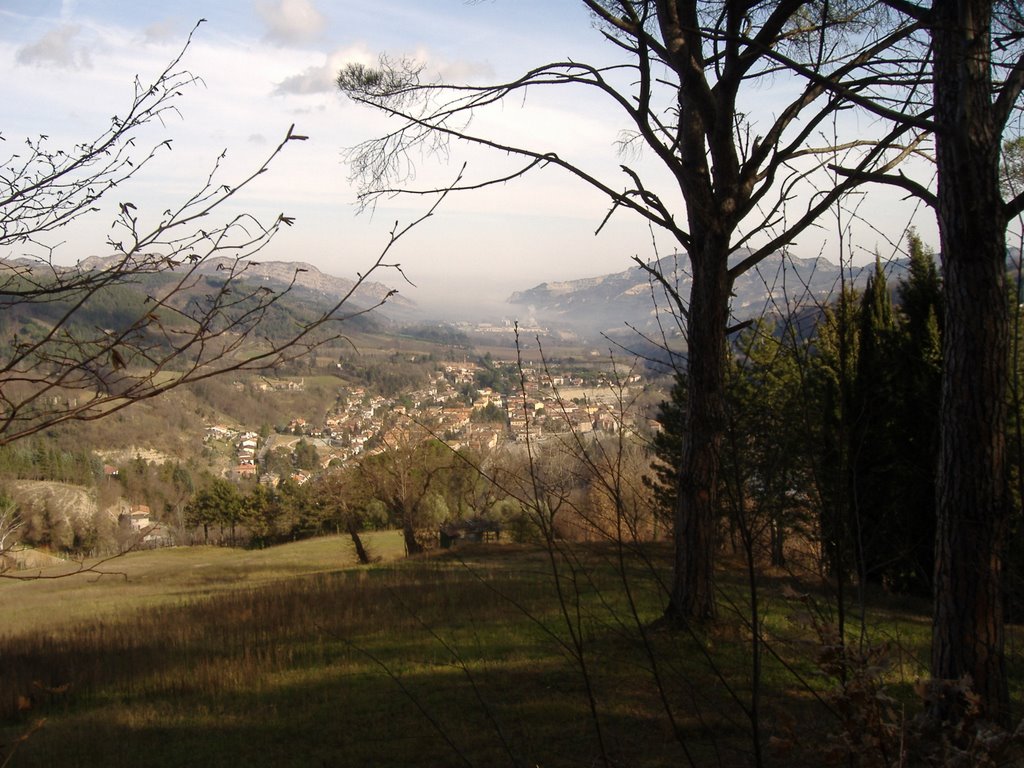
<box><xmin>0</xmin><ymin>257</ymin><xmax>418</xmax><ymax>363</ymax></box>
<box><xmin>3</xmin><ymin>481</ymin><xmax>102</xmax><ymax>570</ymax></box>
<box><xmin>508</xmin><ymin>251</ymin><xmax>909</xmax><ymax>340</ymax></box>
<box><xmin>0</xmin><ymin>324</ymin><xmax>477</xmax><ymax>482</ymax></box>
<box><xmin>8</xmin><ymin>480</ymin><xmax>99</xmax><ymax>525</ymax></box>
<box><xmin>0</xmin><ymin>532</ymin><xmax>406</xmax><ymax>634</ymax></box>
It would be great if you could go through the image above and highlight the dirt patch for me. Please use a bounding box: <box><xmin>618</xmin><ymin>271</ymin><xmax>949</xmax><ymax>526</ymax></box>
<box><xmin>1</xmin><ymin>547</ymin><xmax>64</xmax><ymax>572</ymax></box>
<box><xmin>97</xmin><ymin>447</ymin><xmax>174</xmax><ymax>465</ymax></box>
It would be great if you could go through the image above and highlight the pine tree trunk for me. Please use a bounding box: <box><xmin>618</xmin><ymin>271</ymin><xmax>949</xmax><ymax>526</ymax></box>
<box><xmin>666</xmin><ymin>246</ymin><xmax>730</xmax><ymax>623</ymax></box>
<box><xmin>931</xmin><ymin>0</ymin><xmax>1009</xmax><ymax>723</ymax></box>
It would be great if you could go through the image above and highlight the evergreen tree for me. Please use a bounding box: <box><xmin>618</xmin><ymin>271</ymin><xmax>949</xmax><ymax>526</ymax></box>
<box><xmin>276</xmin><ymin>477</ymin><xmax>314</xmax><ymax>539</ymax></box>
<box><xmin>808</xmin><ymin>288</ymin><xmax>860</xmax><ymax>581</ymax></box>
<box><xmin>649</xmin><ymin>326</ymin><xmax>810</xmax><ymax>565</ymax></box>
<box><xmin>803</xmin><ymin>242</ymin><xmax>943</xmax><ymax>595</ymax></box>
<box><xmin>185</xmin><ymin>478</ymin><xmax>241</xmax><ymax>544</ymax></box>
<box><xmin>645</xmin><ymin>373</ymin><xmax>686</xmax><ymax>533</ymax></box>
<box><xmin>721</xmin><ymin>322</ymin><xmax>808</xmax><ymax>566</ymax></box>
<box><xmin>891</xmin><ymin>232</ymin><xmax>943</xmax><ymax>593</ymax></box>
<box><xmin>241</xmin><ymin>484</ymin><xmax>282</xmax><ymax>548</ymax></box>
<box><xmin>293</xmin><ymin>439</ymin><xmax>320</xmax><ymax>471</ymax></box>
<box><xmin>851</xmin><ymin>258</ymin><xmax>902</xmax><ymax>586</ymax></box>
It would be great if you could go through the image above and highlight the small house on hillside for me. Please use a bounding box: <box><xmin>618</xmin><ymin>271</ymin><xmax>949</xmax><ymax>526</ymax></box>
<box><xmin>118</xmin><ymin>505</ymin><xmax>173</xmax><ymax>549</ymax></box>
<box><xmin>123</xmin><ymin>505</ymin><xmax>151</xmax><ymax>531</ymax></box>
<box><xmin>140</xmin><ymin>523</ymin><xmax>173</xmax><ymax>548</ymax></box>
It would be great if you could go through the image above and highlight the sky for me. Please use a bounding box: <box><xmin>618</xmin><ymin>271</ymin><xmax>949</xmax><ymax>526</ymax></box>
<box><xmin>1</xmin><ymin>0</ymin><xmax>938</xmax><ymax>319</ymax></box>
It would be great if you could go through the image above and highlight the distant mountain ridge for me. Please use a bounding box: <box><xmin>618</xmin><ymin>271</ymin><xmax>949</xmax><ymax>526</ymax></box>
<box><xmin>76</xmin><ymin>255</ymin><xmax>418</xmax><ymax>320</ymax></box>
<box><xmin>0</xmin><ymin>255</ymin><xmax>426</xmax><ymax>353</ymax></box>
<box><xmin>508</xmin><ymin>251</ymin><xmax>911</xmax><ymax>339</ymax></box>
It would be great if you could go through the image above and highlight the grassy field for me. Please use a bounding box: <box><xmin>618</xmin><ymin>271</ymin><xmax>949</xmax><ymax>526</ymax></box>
<box><xmin>0</xmin><ymin>538</ymin><xmax>1017</xmax><ymax>767</ymax></box>
<box><xmin>0</xmin><ymin>533</ymin><xmax>406</xmax><ymax>636</ymax></box>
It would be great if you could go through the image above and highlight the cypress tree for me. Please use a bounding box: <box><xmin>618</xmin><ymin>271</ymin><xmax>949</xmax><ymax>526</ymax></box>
<box><xmin>809</xmin><ymin>288</ymin><xmax>860</xmax><ymax>582</ymax></box>
<box><xmin>808</xmin><ymin>237</ymin><xmax>942</xmax><ymax>594</ymax></box>
<box><xmin>851</xmin><ymin>257</ymin><xmax>902</xmax><ymax>587</ymax></box>
<box><xmin>892</xmin><ymin>231</ymin><xmax>942</xmax><ymax>594</ymax></box>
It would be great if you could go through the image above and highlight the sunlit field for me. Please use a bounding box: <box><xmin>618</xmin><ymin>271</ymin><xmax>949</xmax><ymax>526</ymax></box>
<box><xmin>0</xmin><ymin>536</ymin><xmax>987</xmax><ymax>768</ymax></box>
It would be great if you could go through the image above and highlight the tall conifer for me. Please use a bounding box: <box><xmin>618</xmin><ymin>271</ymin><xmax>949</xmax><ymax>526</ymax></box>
<box><xmin>893</xmin><ymin>232</ymin><xmax>943</xmax><ymax>593</ymax></box>
<box><xmin>852</xmin><ymin>258</ymin><xmax>902</xmax><ymax>586</ymax></box>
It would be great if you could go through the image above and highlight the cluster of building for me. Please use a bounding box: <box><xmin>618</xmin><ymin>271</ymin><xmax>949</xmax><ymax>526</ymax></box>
<box><xmin>204</xmin><ymin>426</ymin><xmax>261</xmax><ymax>478</ymax></box>
<box><xmin>204</xmin><ymin>360</ymin><xmax>646</xmax><ymax>485</ymax></box>
<box><xmin>504</xmin><ymin>363</ymin><xmax>644</xmax><ymax>440</ymax></box>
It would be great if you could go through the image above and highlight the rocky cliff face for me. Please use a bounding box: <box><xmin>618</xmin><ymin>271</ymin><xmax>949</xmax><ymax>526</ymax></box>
<box><xmin>196</xmin><ymin>258</ymin><xmax>416</xmax><ymax>311</ymax></box>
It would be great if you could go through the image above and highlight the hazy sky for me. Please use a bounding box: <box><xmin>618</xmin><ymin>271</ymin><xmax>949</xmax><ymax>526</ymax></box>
<box><xmin>2</xmin><ymin>0</ymin><xmax>937</xmax><ymax>317</ymax></box>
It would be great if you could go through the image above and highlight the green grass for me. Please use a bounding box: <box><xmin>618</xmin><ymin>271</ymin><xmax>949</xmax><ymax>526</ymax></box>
<box><xmin>0</xmin><ymin>541</ymin><xmax>1016</xmax><ymax>767</ymax></box>
<box><xmin>0</xmin><ymin>532</ymin><xmax>405</xmax><ymax>636</ymax></box>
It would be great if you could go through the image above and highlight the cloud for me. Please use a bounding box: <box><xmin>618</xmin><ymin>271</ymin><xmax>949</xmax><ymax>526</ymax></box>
<box><xmin>409</xmin><ymin>46</ymin><xmax>494</xmax><ymax>84</ymax></box>
<box><xmin>273</xmin><ymin>44</ymin><xmax>376</xmax><ymax>96</ymax></box>
<box><xmin>256</xmin><ymin>0</ymin><xmax>326</xmax><ymax>46</ymax></box>
<box><xmin>16</xmin><ymin>24</ymin><xmax>92</xmax><ymax>69</ymax></box>
<box><xmin>273</xmin><ymin>63</ymin><xmax>335</xmax><ymax>95</ymax></box>
<box><xmin>142</xmin><ymin>18</ymin><xmax>185</xmax><ymax>44</ymax></box>
<box><xmin>273</xmin><ymin>44</ymin><xmax>494</xmax><ymax>97</ymax></box>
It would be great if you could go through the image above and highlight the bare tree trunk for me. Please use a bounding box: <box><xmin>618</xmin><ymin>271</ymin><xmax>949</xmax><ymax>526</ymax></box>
<box><xmin>347</xmin><ymin>520</ymin><xmax>371</xmax><ymax>565</ymax></box>
<box><xmin>666</xmin><ymin>247</ymin><xmax>730</xmax><ymax>623</ymax></box>
<box><xmin>770</xmin><ymin>517</ymin><xmax>786</xmax><ymax>568</ymax></box>
<box><xmin>403</xmin><ymin>517</ymin><xmax>424</xmax><ymax>556</ymax></box>
<box><xmin>931</xmin><ymin>0</ymin><xmax>1010</xmax><ymax>723</ymax></box>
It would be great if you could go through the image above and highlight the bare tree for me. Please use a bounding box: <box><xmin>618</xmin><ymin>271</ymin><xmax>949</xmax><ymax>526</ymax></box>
<box><xmin>308</xmin><ymin>469</ymin><xmax>375</xmax><ymax>564</ymax></box>
<box><xmin>357</xmin><ymin>436</ymin><xmax>458</xmax><ymax>555</ymax></box>
<box><xmin>338</xmin><ymin>1</ymin><xmax>922</xmax><ymax>623</ymax></box>
<box><xmin>0</xmin><ymin>497</ymin><xmax>24</xmax><ymax>572</ymax></box>
<box><xmin>0</xmin><ymin>21</ymin><xmax>432</xmax><ymax>447</ymax></box>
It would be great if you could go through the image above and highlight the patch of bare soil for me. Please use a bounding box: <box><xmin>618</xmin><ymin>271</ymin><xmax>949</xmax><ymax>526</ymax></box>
<box><xmin>1</xmin><ymin>546</ymin><xmax>64</xmax><ymax>571</ymax></box>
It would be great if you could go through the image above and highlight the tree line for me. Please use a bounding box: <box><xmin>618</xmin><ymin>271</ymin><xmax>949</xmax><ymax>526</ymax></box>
<box><xmin>649</xmin><ymin>232</ymin><xmax>944</xmax><ymax>589</ymax></box>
